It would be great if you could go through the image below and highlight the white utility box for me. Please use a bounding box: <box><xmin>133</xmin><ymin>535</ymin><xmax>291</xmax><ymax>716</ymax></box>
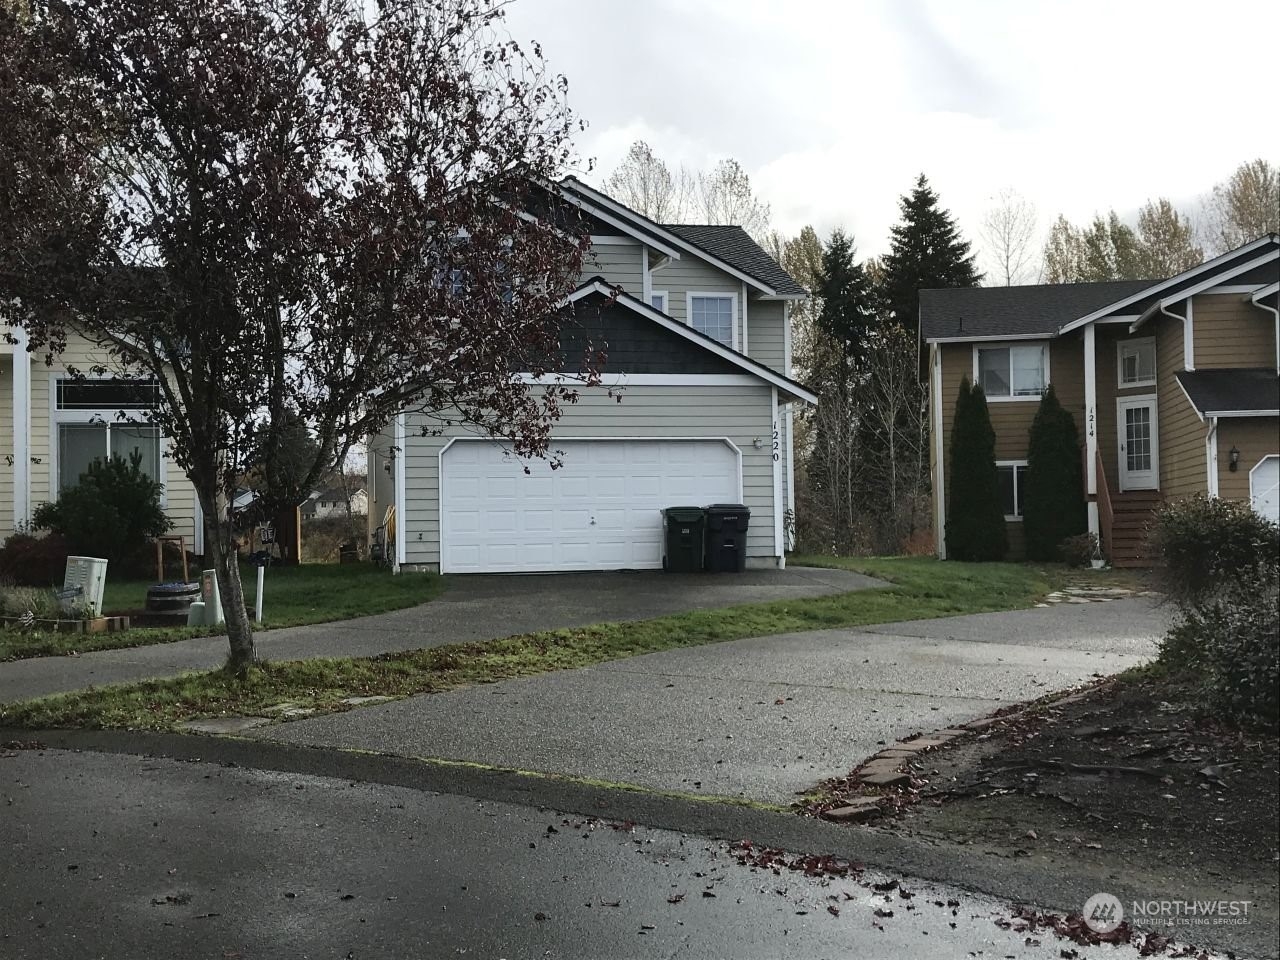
<box><xmin>63</xmin><ymin>556</ymin><xmax>108</xmax><ymax>617</ymax></box>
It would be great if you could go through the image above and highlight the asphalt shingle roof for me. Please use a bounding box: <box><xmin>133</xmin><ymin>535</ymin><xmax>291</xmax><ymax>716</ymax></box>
<box><xmin>663</xmin><ymin>224</ymin><xmax>807</xmax><ymax>296</ymax></box>
<box><xmin>919</xmin><ymin>280</ymin><xmax>1156</xmax><ymax>340</ymax></box>
<box><xmin>1175</xmin><ymin>369</ymin><xmax>1280</xmax><ymax>416</ymax></box>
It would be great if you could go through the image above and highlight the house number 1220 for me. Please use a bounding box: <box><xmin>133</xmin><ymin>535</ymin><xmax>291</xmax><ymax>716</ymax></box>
<box><xmin>771</xmin><ymin>421</ymin><xmax>780</xmax><ymax>461</ymax></box>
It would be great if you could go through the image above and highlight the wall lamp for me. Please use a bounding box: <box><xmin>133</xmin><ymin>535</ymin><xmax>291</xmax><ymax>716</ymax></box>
<box><xmin>753</xmin><ymin>437</ymin><xmax>764</xmax><ymax>450</ymax></box>
<box><xmin>1228</xmin><ymin>446</ymin><xmax>1240</xmax><ymax>472</ymax></box>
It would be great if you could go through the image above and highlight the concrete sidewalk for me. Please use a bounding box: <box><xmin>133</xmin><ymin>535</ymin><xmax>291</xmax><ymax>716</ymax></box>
<box><xmin>0</xmin><ymin>566</ymin><xmax>880</xmax><ymax>703</ymax></box>
<box><xmin>256</xmin><ymin>597</ymin><xmax>1166</xmax><ymax>804</ymax></box>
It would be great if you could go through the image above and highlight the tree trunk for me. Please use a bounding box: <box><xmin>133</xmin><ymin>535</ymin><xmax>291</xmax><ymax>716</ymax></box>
<box><xmin>201</xmin><ymin>490</ymin><xmax>256</xmax><ymax>674</ymax></box>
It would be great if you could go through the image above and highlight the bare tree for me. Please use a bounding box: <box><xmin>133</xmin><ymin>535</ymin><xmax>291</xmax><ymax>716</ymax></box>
<box><xmin>602</xmin><ymin>140</ymin><xmax>691</xmax><ymax>222</ymax></box>
<box><xmin>1136</xmin><ymin>198</ymin><xmax>1203</xmax><ymax>277</ymax></box>
<box><xmin>695</xmin><ymin>158</ymin><xmax>771</xmax><ymax>240</ymax></box>
<box><xmin>1203</xmin><ymin>159</ymin><xmax>1280</xmax><ymax>255</ymax></box>
<box><xmin>980</xmin><ymin>188</ymin><xmax>1038</xmax><ymax>285</ymax></box>
<box><xmin>0</xmin><ymin>0</ymin><xmax>594</xmax><ymax>672</ymax></box>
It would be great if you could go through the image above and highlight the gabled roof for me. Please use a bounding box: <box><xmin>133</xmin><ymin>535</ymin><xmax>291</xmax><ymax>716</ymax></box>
<box><xmin>920</xmin><ymin>280</ymin><xmax>1152</xmax><ymax>342</ymax></box>
<box><xmin>565</xmin><ymin>279</ymin><xmax>816</xmax><ymax>404</ymax></box>
<box><xmin>663</xmin><ymin>225</ymin><xmax>807</xmax><ymax>296</ymax></box>
<box><xmin>558</xmin><ymin>178</ymin><xmax>805</xmax><ymax>298</ymax></box>
<box><xmin>1175</xmin><ymin>369</ymin><xmax>1280</xmax><ymax>418</ymax></box>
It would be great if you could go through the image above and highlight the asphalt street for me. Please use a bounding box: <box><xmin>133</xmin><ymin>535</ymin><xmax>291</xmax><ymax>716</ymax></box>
<box><xmin>0</xmin><ymin>748</ymin><xmax>1225</xmax><ymax>960</ymax></box>
<box><xmin>257</xmin><ymin>598</ymin><xmax>1163</xmax><ymax>803</ymax></box>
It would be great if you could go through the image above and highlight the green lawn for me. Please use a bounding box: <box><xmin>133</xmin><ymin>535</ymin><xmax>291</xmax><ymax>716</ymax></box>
<box><xmin>0</xmin><ymin>564</ymin><xmax>443</xmax><ymax>661</ymax></box>
<box><xmin>0</xmin><ymin>557</ymin><xmax>1061</xmax><ymax>731</ymax></box>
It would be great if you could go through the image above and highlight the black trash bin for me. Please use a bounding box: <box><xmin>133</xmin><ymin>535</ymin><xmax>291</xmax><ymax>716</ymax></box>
<box><xmin>662</xmin><ymin>506</ymin><xmax>706</xmax><ymax>572</ymax></box>
<box><xmin>704</xmin><ymin>504</ymin><xmax>751</xmax><ymax>573</ymax></box>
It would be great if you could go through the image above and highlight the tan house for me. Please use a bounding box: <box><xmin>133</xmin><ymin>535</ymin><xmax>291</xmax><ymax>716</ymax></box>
<box><xmin>923</xmin><ymin>235</ymin><xmax>1279</xmax><ymax>566</ymax></box>
<box><xmin>1</xmin><ymin>324</ymin><xmax>203</xmax><ymax>553</ymax></box>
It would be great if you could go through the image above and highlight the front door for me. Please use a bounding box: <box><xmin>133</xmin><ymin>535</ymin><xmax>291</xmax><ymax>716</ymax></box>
<box><xmin>1117</xmin><ymin>395</ymin><xmax>1159</xmax><ymax>491</ymax></box>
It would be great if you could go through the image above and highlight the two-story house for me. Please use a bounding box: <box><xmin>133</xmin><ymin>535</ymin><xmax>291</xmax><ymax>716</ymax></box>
<box><xmin>367</xmin><ymin>177</ymin><xmax>813</xmax><ymax>573</ymax></box>
<box><xmin>922</xmin><ymin>235</ymin><xmax>1279</xmax><ymax>566</ymax></box>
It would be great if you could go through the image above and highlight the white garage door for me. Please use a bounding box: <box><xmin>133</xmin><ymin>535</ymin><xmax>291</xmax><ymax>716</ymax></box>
<box><xmin>1252</xmin><ymin>455</ymin><xmax>1279</xmax><ymax>523</ymax></box>
<box><xmin>441</xmin><ymin>439</ymin><xmax>740</xmax><ymax>573</ymax></box>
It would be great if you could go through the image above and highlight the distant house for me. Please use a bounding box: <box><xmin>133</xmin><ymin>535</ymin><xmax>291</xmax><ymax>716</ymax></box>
<box><xmin>301</xmin><ymin>487</ymin><xmax>368</xmax><ymax>520</ymax></box>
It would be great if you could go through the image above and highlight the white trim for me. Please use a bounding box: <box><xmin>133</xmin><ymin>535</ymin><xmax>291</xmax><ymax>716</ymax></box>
<box><xmin>560</xmin><ymin>177</ymin><xmax>778</xmax><ymax>295</ymax></box>
<box><xmin>1200</xmin><ymin>284</ymin><xmax>1266</xmax><ymax>295</ymax></box>
<box><xmin>641</xmin><ymin>246</ymin><xmax>651</xmax><ymax>305</ymax></box>
<box><xmin>1206</xmin><ymin>417</ymin><xmax>1219</xmax><ymax>497</ymax></box>
<box><xmin>47</xmin><ymin>373</ymin><xmax>169</xmax><ymax>509</ymax></box>
<box><xmin>971</xmin><ymin>340</ymin><xmax>1050</xmax><ymax>402</ymax></box>
<box><xmin>1183</xmin><ymin>298</ymin><xmax>1195</xmax><ymax>371</ymax></box>
<box><xmin>559</xmin><ymin>190</ymin><xmax>683</xmax><ymax>261</ymax></box>
<box><xmin>784</xmin><ymin>405</ymin><xmax>795</xmax><ymax>535</ymax></box>
<box><xmin>741</xmin><ymin>282</ymin><xmax>749</xmax><ymax>355</ymax></box>
<box><xmin>1250</xmin><ymin>282</ymin><xmax>1279</xmax><ymax>372</ymax></box>
<box><xmin>393</xmin><ymin>413</ymin><xmax>407</xmax><ymax>570</ymax></box>
<box><xmin>513</xmin><ymin>373</ymin><xmax>764</xmax><ymax>387</ymax></box>
<box><xmin>686</xmin><ymin>290</ymin><xmax>740</xmax><ymax>351</ymax></box>
<box><xmin>1250</xmin><ymin>454</ymin><xmax>1280</xmax><ymax>521</ymax></box>
<box><xmin>995</xmin><ymin>459</ymin><xmax>1028</xmax><ymax>521</ymax></box>
<box><xmin>1131</xmin><ymin>251</ymin><xmax>1279</xmax><ymax>332</ymax></box>
<box><xmin>771</xmin><ymin>386</ymin><xmax>784</xmax><ymax>567</ymax></box>
<box><xmin>436</xmin><ymin>435</ymin><xmax>746</xmax><ymax>574</ymax></box>
<box><xmin>1254</xmin><ymin>282</ymin><xmax>1280</xmax><ymax>300</ymax></box>
<box><xmin>1116</xmin><ymin>393</ymin><xmax>1160</xmax><ymax>492</ymax></box>
<box><xmin>783</xmin><ymin>301</ymin><xmax>793</xmax><ymax>377</ymax></box>
<box><xmin>931</xmin><ymin>343</ymin><xmax>946</xmax><ymax>559</ymax></box>
<box><xmin>1116</xmin><ymin>336</ymin><xmax>1157</xmax><ymax>390</ymax></box>
<box><xmin>1059</xmin><ymin>236</ymin><xmax>1280</xmax><ymax>334</ymax></box>
<box><xmin>1083</xmin><ymin>324</ymin><xmax>1097</xmax><ymax>496</ymax></box>
<box><xmin>925</xmin><ymin>332</ymin><xmax>1053</xmax><ymax>345</ymax></box>
<box><xmin>10</xmin><ymin>326</ymin><xmax>30</xmax><ymax>529</ymax></box>
<box><xmin>1174</xmin><ymin>374</ymin><xmax>1207</xmax><ymax>423</ymax></box>
<box><xmin>1203</xmin><ymin>409</ymin><xmax>1280</xmax><ymax>418</ymax></box>
<box><xmin>649</xmin><ymin>290</ymin><xmax>668</xmax><ymax>314</ymax></box>
<box><xmin>589</xmin><ymin>234</ymin><xmax>640</xmax><ymax>246</ymax></box>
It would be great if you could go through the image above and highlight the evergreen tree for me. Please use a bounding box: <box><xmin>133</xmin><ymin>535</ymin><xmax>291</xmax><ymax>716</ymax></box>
<box><xmin>945</xmin><ymin>378</ymin><xmax>1007</xmax><ymax>561</ymax></box>
<box><xmin>881</xmin><ymin>174</ymin><xmax>982</xmax><ymax>336</ymax></box>
<box><xmin>816</xmin><ymin>229</ymin><xmax>878</xmax><ymax>376</ymax></box>
<box><xmin>1022</xmin><ymin>385</ymin><xmax>1087</xmax><ymax>561</ymax></box>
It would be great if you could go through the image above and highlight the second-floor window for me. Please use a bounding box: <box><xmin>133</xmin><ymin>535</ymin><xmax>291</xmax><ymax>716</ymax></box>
<box><xmin>650</xmin><ymin>291</ymin><xmax>668</xmax><ymax>314</ymax></box>
<box><xmin>977</xmin><ymin>343</ymin><xmax>1047</xmax><ymax>399</ymax></box>
<box><xmin>1118</xmin><ymin>338</ymin><xmax>1156</xmax><ymax>388</ymax></box>
<box><xmin>689</xmin><ymin>294</ymin><xmax>735</xmax><ymax>346</ymax></box>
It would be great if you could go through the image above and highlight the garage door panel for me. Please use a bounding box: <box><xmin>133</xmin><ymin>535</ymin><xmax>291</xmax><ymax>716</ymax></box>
<box><xmin>442</xmin><ymin>439</ymin><xmax>740</xmax><ymax>573</ymax></box>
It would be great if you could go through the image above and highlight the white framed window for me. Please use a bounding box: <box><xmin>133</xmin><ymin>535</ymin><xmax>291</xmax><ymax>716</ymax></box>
<box><xmin>1117</xmin><ymin>337</ymin><xmax>1156</xmax><ymax>388</ymax></box>
<box><xmin>650</xmin><ymin>290</ymin><xmax>668</xmax><ymax>314</ymax></box>
<box><xmin>51</xmin><ymin>377</ymin><xmax>166</xmax><ymax>502</ymax></box>
<box><xmin>686</xmin><ymin>292</ymin><xmax>737</xmax><ymax>347</ymax></box>
<box><xmin>974</xmin><ymin>342</ymin><xmax>1049</xmax><ymax>400</ymax></box>
<box><xmin>996</xmin><ymin>460</ymin><xmax>1028</xmax><ymax>521</ymax></box>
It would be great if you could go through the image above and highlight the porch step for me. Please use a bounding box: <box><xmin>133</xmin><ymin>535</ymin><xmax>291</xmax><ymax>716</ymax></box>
<box><xmin>1103</xmin><ymin>492</ymin><xmax>1162</xmax><ymax>569</ymax></box>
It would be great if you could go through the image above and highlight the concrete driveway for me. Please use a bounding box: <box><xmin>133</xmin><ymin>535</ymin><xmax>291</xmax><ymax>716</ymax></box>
<box><xmin>257</xmin><ymin>597</ymin><xmax>1166</xmax><ymax>804</ymax></box>
<box><xmin>0</xmin><ymin>566</ymin><xmax>879</xmax><ymax>703</ymax></box>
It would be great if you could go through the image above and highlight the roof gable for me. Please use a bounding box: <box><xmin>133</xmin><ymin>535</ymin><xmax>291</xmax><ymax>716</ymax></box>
<box><xmin>920</xmin><ymin>280</ymin><xmax>1151</xmax><ymax>341</ymax></box>
<box><xmin>663</xmin><ymin>225</ymin><xmax>806</xmax><ymax>297</ymax></box>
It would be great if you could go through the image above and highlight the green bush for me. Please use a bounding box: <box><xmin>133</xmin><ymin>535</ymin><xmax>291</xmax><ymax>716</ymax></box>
<box><xmin>1023</xmin><ymin>385</ymin><xmax>1086</xmax><ymax>560</ymax></box>
<box><xmin>32</xmin><ymin>453</ymin><xmax>171</xmax><ymax>572</ymax></box>
<box><xmin>945</xmin><ymin>378</ymin><xmax>1008</xmax><ymax>561</ymax></box>
<box><xmin>1150</xmin><ymin>495</ymin><xmax>1279</xmax><ymax>606</ymax></box>
<box><xmin>0</xmin><ymin>532</ymin><xmax>72</xmax><ymax>586</ymax></box>
<box><xmin>0</xmin><ymin>585</ymin><xmax>62</xmax><ymax>619</ymax></box>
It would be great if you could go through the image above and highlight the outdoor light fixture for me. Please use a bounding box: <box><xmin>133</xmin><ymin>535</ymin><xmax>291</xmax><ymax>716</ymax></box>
<box><xmin>1229</xmin><ymin>446</ymin><xmax>1241</xmax><ymax>472</ymax></box>
<box><xmin>753</xmin><ymin>437</ymin><xmax>764</xmax><ymax>449</ymax></box>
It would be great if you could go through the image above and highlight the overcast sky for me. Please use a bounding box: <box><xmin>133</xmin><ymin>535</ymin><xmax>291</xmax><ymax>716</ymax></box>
<box><xmin>502</xmin><ymin>0</ymin><xmax>1280</xmax><ymax>270</ymax></box>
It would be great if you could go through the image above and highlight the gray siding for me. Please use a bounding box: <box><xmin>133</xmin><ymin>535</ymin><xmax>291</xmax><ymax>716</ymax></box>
<box><xmin>652</xmin><ymin>256</ymin><xmax>740</xmax><ymax>329</ymax></box>
<box><xmin>746</xmin><ymin>298</ymin><xmax>786</xmax><ymax>372</ymax></box>
<box><xmin>584</xmin><ymin>243</ymin><xmax>644</xmax><ymax>297</ymax></box>
<box><xmin>401</xmin><ymin>384</ymin><xmax>779</xmax><ymax>569</ymax></box>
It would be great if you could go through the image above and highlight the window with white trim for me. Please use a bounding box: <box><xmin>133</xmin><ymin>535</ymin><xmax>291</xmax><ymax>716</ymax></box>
<box><xmin>977</xmin><ymin>344</ymin><xmax>1047</xmax><ymax>398</ymax></box>
<box><xmin>1117</xmin><ymin>338</ymin><xmax>1156</xmax><ymax>388</ymax></box>
<box><xmin>689</xmin><ymin>295</ymin><xmax>734</xmax><ymax>346</ymax></box>
<box><xmin>53</xmin><ymin>378</ymin><xmax>163</xmax><ymax>494</ymax></box>
<box><xmin>996</xmin><ymin>461</ymin><xmax>1028</xmax><ymax>520</ymax></box>
<box><xmin>650</xmin><ymin>291</ymin><xmax>668</xmax><ymax>314</ymax></box>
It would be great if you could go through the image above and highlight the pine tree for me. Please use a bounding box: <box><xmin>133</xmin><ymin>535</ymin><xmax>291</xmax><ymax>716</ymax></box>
<box><xmin>881</xmin><ymin>174</ymin><xmax>982</xmax><ymax>336</ymax></box>
<box><xmin>816</xmin><ymin>229</ymin><xmax>878</xmax><ymax>376</ymax></box>
<box><xmin>1022</xmin><ymin>385</ymin><xmax>1086</xmax><ymax>561</ymax></box>
<box><xmin>945</xmin><ymin>378</ymin><xmax>1007</xmax><ymax>561</ymax></box>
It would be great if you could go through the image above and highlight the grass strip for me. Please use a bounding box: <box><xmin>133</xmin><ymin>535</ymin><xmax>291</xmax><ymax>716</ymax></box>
<box><xmin>0</xmin><ymin>557</ymin><xmax>1056</xmax><ymax>731</ymax></box>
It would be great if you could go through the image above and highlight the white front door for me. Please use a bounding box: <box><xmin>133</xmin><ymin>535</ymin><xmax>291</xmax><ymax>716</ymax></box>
<box><xmin>440</xmin><ymin>439</ymin><xmax>741</xmax><ymax>573</ymax></box>
<box><xmin>1251</xmin><ymin>455</ymin><xmax>1279</xmax><ymax>523</ymax></box>
<box><xmin>1117</xmin><ymin>395</ymin><xmax>1159</xmax><ymax>491</ymax></box>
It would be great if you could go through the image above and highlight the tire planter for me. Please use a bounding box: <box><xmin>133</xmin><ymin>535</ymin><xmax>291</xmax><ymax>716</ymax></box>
<box><xmin>145</xmin><ymin>581</ymin><xmax>202</xmax><ymax>615</ymax></box>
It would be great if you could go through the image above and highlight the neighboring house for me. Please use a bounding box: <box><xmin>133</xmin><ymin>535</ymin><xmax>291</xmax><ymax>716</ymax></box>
<box><xmin>1</xmin><ymin>324</ymin><xmax>202</xmax><ymax>552</ymax></box>
<box><xmin>922</xmin><ymin>235</ymin><xmax>1279</xmax><ymax>567</ymax></box>
<box><xmin>302</xmin><ymin>487</ymin><xmax>368</xmax><ymax>520</ymax></box>
<box><xmin>368</xmin><ymin>177</ymin><xmax>813</xmax><ymax>573</ymax></box>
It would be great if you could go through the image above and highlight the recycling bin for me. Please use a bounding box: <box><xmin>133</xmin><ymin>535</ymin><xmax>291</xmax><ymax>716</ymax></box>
<box><xmin>704</xmin><ymin>504</ymin><xmax>751</xmax><ymax>573</ymax></box>
<box><xmin>662</xmin><ymin>506</ymin><xmax>706</xmax><ymax>573</ymax></box>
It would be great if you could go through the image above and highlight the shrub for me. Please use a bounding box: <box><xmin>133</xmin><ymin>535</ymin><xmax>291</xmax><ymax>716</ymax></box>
<box><xmin>1150</xmin><ymin>495</ymin><xmax>1279</xmax><ymax>606</ymax></box>
<box><xmin>1023</xmin><ymin>385</ymin><xmax>1086</xmax><ymax>561</ymax></box>
<box><xmin>32</xmin><ymin>452</ymin><xmax>171</xmax><ymax>573</ymax></box>
<box><xmin>0</xmin><ymin>585</ymin><xmax>62</xmax><ymax>619</ymax></box>
<box><xmin>945</xmin><ymin>378</ymin><xmax>1008</xmax><ymax>561</ymax></box>
<box><xmin>1059</xmin><ymin>532</ymin><xmax>1099</xmax><ymax>568</ymax></box>
<box><xmin>0</xmin><ymin>532</ymin><xmax>72</xmax><ymax>587</ymax></box>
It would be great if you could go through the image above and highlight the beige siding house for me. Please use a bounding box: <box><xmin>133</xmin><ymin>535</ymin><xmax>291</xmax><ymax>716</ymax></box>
<box><xmin>370</xmin><ymin>179</ymin><xmax>813</xmax><ymax>574</ymax></box>
<box><xmin>2</xmin><ymin>323</ymin><xmax>202</xmax><ymax>552</ymax></box>
<box><xmin>924</xmin><ymin>236</ymin><xmax>1279</xmax><ymax>566</ymax></box>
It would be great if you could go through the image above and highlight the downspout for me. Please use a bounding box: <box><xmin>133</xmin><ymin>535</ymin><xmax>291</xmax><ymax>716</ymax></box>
<box><xmin>1160</xmin><ymin>300</ymin><xmax>1193</xmax><ymax>370</ymax></box>
<box><xmin>1252</xmin><ymin>296</ymin><xmax>1279</xmax><ymax>373</ymax></box>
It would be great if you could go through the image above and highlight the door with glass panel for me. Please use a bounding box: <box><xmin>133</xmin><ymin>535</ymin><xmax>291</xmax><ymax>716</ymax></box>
<box><xmin>1116</xmin><ymin>395</ymin><xmax>1159</xmax><ymax>491</ymax></box>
